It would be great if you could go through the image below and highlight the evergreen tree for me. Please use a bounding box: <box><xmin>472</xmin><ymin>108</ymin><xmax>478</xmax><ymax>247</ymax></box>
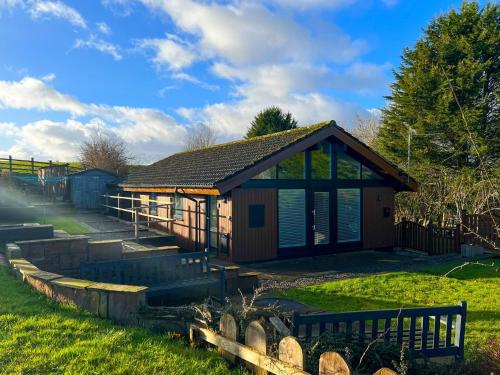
<box><xmin>376</xmin><ymin>1</ymin><xmax>499</xmax><ymax>171</ymax></box>
<box><xmin>246</xmin><ymin>106</ymin><xmax>298</xmax><ymax>138</ymax></box>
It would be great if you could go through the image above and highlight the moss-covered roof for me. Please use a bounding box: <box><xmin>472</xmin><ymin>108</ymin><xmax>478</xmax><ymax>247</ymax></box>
<box><xmin>121</xmin><ymin>121</ymin><xmax>332</xmax><ymax>188</ymax></box>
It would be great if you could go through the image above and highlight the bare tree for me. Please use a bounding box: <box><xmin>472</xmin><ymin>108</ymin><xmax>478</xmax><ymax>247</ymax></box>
<box><xmin>183</xmin><ymin>124</ymin><xmax>217</xmax><ymax>151</ymax></box>
<box><xmin>350</xmin><ymin>113</ymin><xmax>381</xmax><ymax>147</ymax></box>
<box><xmin>79</xmin><ymin>134</ymin><xmax>130</xmax><ymax>176</ymax></box>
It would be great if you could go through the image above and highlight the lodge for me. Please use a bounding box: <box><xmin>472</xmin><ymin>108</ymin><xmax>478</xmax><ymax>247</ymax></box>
<box><xmin>119</xmin><ymin>120</ymin><xmax>418</xmax><ymax>262</ymax></box>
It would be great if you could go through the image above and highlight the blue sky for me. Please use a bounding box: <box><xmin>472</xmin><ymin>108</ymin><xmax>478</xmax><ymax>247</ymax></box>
<box><xmin>0</xmin><ymin>0</ymin><xmax>481</xmax><ymax>163</ymax></box>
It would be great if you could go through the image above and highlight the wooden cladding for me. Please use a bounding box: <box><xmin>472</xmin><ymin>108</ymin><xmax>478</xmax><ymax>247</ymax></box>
<box><xmin>122</xmin><ymin>187</ymin><xmax>220</xmax><ymax>195</ymax></box>
<box><xmin>363</xmin><ymin>187</ymin><xmax>395</xmax><ymax>249</ymax></box>
<box><xmin>232</xmin><ymin>188</ymin><xmax>277</xmax><ymax>262</ymax></box>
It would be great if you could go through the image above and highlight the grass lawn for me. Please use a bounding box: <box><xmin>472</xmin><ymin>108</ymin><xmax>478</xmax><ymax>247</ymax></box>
<box><xmin>0</xmin><ymin>266</ymin><xmax>239</xmax><ymax>374</ymax></box>
<box><xmin>283</xmin><ymin>259</ymin><xmax>500</xmax><ymax>355</ymax></box>
<box><xmin>36</xmin><ymin>215</ymin><xmax>90</xmax><ymax>235</ymax></box>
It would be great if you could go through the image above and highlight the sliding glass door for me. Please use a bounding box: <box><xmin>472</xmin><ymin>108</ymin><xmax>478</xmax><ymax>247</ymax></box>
<box><xmin>337</xmin><ymin>188</ymin><xmax>361</xmax><ymax>243</ymax></box>
<box><xmin>313</xmin><ymin>191</ymin><xmax>330</xmax><ymax>245</ymax></box>
<box><xmin>278</xmin><ymin>189</ymin><xmax>306</xmax><ymax>248</ymax></box>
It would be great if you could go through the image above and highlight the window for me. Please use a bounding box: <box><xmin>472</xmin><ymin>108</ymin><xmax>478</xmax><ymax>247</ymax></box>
<box><xmin>149</xmin><ymin>193</ymin><xmax>158</xmax><ymax>216</ymax></box>
<box><xmin>337</xmin><ymin>151</ymin><xmax>361</xmax><ymax>179</ymax></box>
<box><xmin>278</xmin><ymin>152</ymin><xmax>305</xmax><ymax>179</ymax></box>
<box><xmin>252</xmin><ymin>166</ymin><xmax>277</xmax><ymax>179</ymax></box>
<box><xmin>337</xmin><ymin>189</ymin><xmax>361</xmax><ymax>243</ymax></box>
<box><xmin>174</xmin><ymin>195</ymin><xmax>183</xmax><ymax>220</ymax></box>
<box><xmin>311</xmin><ymin>142</ymin><xmax>331</xmax><ymax>180</ymax></box>
<box><xmin>248</xmin><ymin>204</ymin><xmax>265</xmax><ymax>228</ymax></box>
<box><xmin>362</xmin><ymin>165</ymin><xmax>383</xmax><ymax>180</ymax></box>
<box><xmin>278</xmin><ymin>189</ymin><xmax>306</xmax><ymax>247</ymax></box>
<box><xmin>209</xmin><ymin>196</ymin><xmax>218</xmax><ymax>250</ymax></box>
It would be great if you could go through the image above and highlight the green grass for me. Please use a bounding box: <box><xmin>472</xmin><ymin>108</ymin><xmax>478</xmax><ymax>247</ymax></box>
<box><xmin>0</xmin><ymin>265</ymin><xmax>238</xmax><ymax>374</ymax></box>
<box><xmin>36</xmin><ymin>216</ymin><xmax>90</xmax><ymax>235</ymax></box>
<box><xmin>283</xmin><ymin>259</ymin><xmax>500</xmax><ymax>353</ymax></box>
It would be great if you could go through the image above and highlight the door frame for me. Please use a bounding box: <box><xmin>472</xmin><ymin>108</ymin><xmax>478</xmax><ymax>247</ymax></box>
<box><xmin>308</xmin><ymin>189</ymin><xmax>333</xmax><ymax>251</ymax></box>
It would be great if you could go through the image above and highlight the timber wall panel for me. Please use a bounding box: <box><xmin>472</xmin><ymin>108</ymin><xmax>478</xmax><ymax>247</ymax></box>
<box><xmin>218</xmin><ymin>194</ymin><xmax>232</xmax><ymax>258</ymax></box>
<box><xmin>232</xmin><ymin>188</ymin><xmax>277</xmax><ymax>262</ymax></box>
<box><xmin>363</xmin><ymin>187</ymin><xmax>395</xmax><ymax>249</ymax></box>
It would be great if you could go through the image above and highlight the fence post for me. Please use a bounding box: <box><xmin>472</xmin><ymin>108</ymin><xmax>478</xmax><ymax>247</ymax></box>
<box><xmin>8</xmin><ymin>155</ymin><xmax>12</xmax><ymax>174</ymax></box>
<box><xmin>455</xmin><ymin>301</ymin><xmax>467</xmax><ymax>359</ymax></box>
<box><xmin>134</xmin><ymin>207</ymin><xmax>140</xmax><ymax>240</ymax></box>
<box><xmin>319</xmin><ymin>352</ymin><xmax>351</xmax><ymax>375</ymax></box>
<box><xmin>373</xmin><ymin>369</ymin><xmax>397</xmax><ymax>375</ymax></box>
<box><xmin>401</xmin><ymin>217</ymin><xmax>407</xmax><ymax>249</ymax></box>
<box><xmin>245</xmin><ymin>320</ymin><xmax>267</xmax><ymax>375</ymax></box>
<box><xmin>30</xmin><ymin>157</ymin><xmax>34</xmax><ymax>175</ymax></box>
<box><xmin>220</xmin><ymin>313</ymin><xmax>238</xmax><ymax>364</ymax></box>
<box><xmin>427</xmin><ymin>220</ymin><xmax>434</xmax><ymax>255</ymax></box>
<box><xmin>278</xmin><ymin>336</ymin><xmax>304</xmax><ymax>370</ymax></box>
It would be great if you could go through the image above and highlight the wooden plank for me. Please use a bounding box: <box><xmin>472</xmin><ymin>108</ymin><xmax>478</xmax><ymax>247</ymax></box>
<box><xmin>433</xmin><ymin>315</ymin><xmax>441</xmax><ymax>349</ymax></box>
<box><xmin>278</xmin><ymin>336</ymin><xmax>304</xmax><ymax>370</ymax></box>
<box><xmin>220</xmin><ymin>313</ymin><xmax>238</xmax><ymax>363</ymax></box>
<box><xmin>191</xmin><ymin>325</ymin><xmax>308</xmax><ymax>375</ymax></box>
<box><xmin>270</xmin><ymin>316</ymin><xmax>291</xmax><ymax>337</ymax></box>
<box><xmin>373</xmin><ymin>369</ymin><xmax>397</xmax><ymax>375</ymax></box>
<box><xmin>245</xmin><ymin>320</ymin><xmax>268</xmax><ymax>375</ymax></box>
<box><xmin>319</xmin><ymin>352</ymin><xmax>351</xmax><ymax>375</ymax></box>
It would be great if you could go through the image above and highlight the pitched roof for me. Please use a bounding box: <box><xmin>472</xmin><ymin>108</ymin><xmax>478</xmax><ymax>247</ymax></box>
<box><xmin>121</xmin><ymin>121</ymin><xmax>331</xmax><ymax>189</ymax></box>
<box><xmin>121</xmin><ymin>120</ymin><xmax>418</xmax><ymax>192</ymax></box>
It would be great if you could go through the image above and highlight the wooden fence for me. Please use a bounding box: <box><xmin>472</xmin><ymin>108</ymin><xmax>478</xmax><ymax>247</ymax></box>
<box><xmin>292</xmin><ymin>302</ymin><xmax>467</xmax><ymax>359</ymax></box>
<box><xmin>395</xmin><ymin>220</ymin><xmax>461</xmax><ymax>255</ymax></box>
<box><xmin>395</xmin><ymin>214</ymin><xmax>499</xmax><ymax>254</ymax></box>
<box><xmin>190</xmin><ymin>303</ymin><xmax>466</xmax><ymax>375</ymax></box>
<box><xmin>462</xmin><ymin>213</ymin><xmax>499</xmax><ymax>251</ymax></box>
<box><xmin>0</xmin><ymin>156</ymin><xmax>80</xmax><ymax>175</ymax></box>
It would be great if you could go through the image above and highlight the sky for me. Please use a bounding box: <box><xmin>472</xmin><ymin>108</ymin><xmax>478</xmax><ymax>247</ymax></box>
<box><xmin>0</xmin><ymin>0</ymin><xmax>480</xmax><ymax>163</ymax></box>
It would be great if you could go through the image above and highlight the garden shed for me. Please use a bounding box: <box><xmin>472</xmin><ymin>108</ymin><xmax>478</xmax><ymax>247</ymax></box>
<box><xmin>118</xmin><ymin>121</ymin><xmax>418</xmax><ymax>262</ymax></box>
<box><xmin>68</xmin><ymin>169</ymin><xmax>118</xmax><ymax>210</ymax></box>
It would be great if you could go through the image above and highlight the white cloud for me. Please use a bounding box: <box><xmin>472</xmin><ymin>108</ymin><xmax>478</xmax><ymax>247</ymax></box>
<box><xmin>270</xmin><ymin>0</ymin><xmax>357</xmax><ymax>10</ymax></box>
<box><xmin>137</xmin><ymin>35</ymin><xmax>197</xmax><ymax>71</ymax></box>
<box><xmin>96</xmin><ymin>21</ymin><xmax>111</xmax><ymax>35</ymax></box>
<box><xmin>74</xmin><ymin>36</ymin><xmax>122</xmax><ymax>61</ymax></box>
<box><xmin>0</xmin><ymin>77</ymin><xmax>188</xmax><ymax>162</ymax></box>
<box><xmin>29</xmin><ymin>1</ymin><xmax>87</xmax><ymax>28</ymax></box>
<box><xmin>141</xmin><ymin>0</ymin><xmax>366</xmax><ymax>66</ymax></box>
<box><xmin>136</xmin><ymin>0</ymin><xmax>377</xmax><ymax>137</ymax></box>
<box><xmin>41</xmin><ymin>72</ymin><xmax>56</xmax><ymax>82</ymax></box>
<box><xmin>178</xmin><ymin>91</ymin><xmax>368</xmax><ymax>138</ymax></box>
<box><xmin>171</xmin><ymin>72</ymin><xmax>219</xmax><ymax>91</ymax></box>
<box><xmin>0</xmin><ymin>77</ymin><xmax>86</xmax><ymax>115</ymax></box>
<box><xmin>0</xmin><ymin>122</ymin><xmax>17</xmax><ymax>136</ymax></box>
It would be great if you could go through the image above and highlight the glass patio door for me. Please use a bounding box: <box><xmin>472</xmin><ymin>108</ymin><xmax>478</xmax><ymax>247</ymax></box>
<box><xmin>208</xmin><ymin>196</ymin><xmax>219</xmax><ymax>253</ymax></box>
<box><xmin>313</xmin><ymin>191</ymin><xmax>330</xmax><ymax>246</ymax></box>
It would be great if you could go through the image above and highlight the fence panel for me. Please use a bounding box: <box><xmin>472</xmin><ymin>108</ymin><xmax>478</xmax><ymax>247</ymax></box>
<box><xmin>292</xmin><ymin>302</ymin><xmax>467</xmax><ymax>359</ymax></box>
<box><xmin>394</xmin><ymin>220</ymin><xmax>460</xmax><ymax>255</ymax></box>
<box><xmin>462</xmin><ymin>214</ymin><xmax>499</xmax><ymax>251</ymax></box>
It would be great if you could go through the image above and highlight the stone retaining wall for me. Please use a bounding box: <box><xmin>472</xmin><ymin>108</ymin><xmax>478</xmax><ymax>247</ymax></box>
<box><xmin>7</xmin><ymin>243</ymin><xmax>147</xmax><ymax>324</ymax></box>
<box><xmin>0</xmin><ymin>224</ymin><xmax>54</xmax><ymax>245</ymax></box>
<box><xmin>16</xmin><ymin>236</ymin><xmax>89</xmax><ymax>277</ymax></box>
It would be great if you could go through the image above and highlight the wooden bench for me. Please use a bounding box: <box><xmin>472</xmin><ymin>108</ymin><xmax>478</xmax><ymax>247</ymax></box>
<box><xmin>80</xmin><ymin>252</ymin><xmax>225</xmax><ymax>302</ymax></box>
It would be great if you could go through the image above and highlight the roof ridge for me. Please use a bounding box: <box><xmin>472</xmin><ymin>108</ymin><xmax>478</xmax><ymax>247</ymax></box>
<box><xmin>175</xmin><ymin>120</ymin><xmax>333</xmax><ymax>155</ymax></box>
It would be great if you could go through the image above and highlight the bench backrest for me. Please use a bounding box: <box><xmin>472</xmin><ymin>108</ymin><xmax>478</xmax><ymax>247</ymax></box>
<box><xmin>292</xmin><ymin>301</ymin><xmax>467</xmax><ymax>359</ymax></box>
<box><xmin>80</xmin><ymin>252</ymin><xmax>212</xmax><ymax>286</ymax></box>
